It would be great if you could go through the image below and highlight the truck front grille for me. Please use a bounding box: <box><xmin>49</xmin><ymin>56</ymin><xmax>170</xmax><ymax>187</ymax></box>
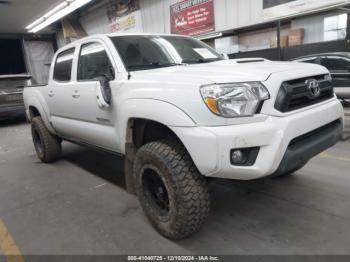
<box><xmin>274</xmin><ymin>75</ymin><xmax>334</xmax><ymax>113</ymax></box>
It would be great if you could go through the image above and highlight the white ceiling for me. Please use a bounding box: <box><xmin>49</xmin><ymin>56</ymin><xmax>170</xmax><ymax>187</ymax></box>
<box><xmin>0</xmin><ymin>0</ymin><xmax>63</xmax><ymax>34</ymax></box>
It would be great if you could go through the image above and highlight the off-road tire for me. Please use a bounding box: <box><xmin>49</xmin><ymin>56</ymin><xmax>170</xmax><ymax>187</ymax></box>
<box><xmin>31</xmin><ymin>116</ymin><xmax>61</xmax><ymax>163</ymax></box>
<box><xmin>134</xmin><ymin>139</ymin><xmax>210</xmax><ymax>239</ymax></box>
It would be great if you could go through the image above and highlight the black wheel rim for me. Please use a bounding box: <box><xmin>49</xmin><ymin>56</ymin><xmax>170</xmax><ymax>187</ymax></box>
<box><xmin>33</xmin><ymin>128</ymin><xmax>44</xmax><ymax>156</ymax></box>
<box><xmin>142</xmin><ymin>167</ymin><xmax>170</xmax><ymax>216</ymax></box>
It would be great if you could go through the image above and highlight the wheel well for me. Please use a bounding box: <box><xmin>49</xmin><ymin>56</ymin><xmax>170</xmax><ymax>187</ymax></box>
<box><xmin>124</xmin><ymin>118</ymin><xmax>180</xmax><ymax>194</ymax></box>
<box><xmin>127</xmin><ymin>118</ymin><xmax>178</xmax><ymax>149</ymax></box>
<box><xmin>29</xmin><ymin>106</ymin><xmax>40</xmax><ymax>119</ymax></box>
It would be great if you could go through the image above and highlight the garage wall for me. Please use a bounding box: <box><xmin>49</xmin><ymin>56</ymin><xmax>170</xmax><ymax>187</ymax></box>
<box><xmin>139</xmin><ymin>0</ymin><xmax>264</xmax><ymax>34</ymax></box>
<box><xmin>140</xmin><ymin>0</ymin><xmax>171</xmax><ymax>33</ymax></box>
<box><xmin>214</xmin><ymin>0</ymin><xmax>263</xmax><ymax>32</ymax></box>
<box><xmin>238</xmin><ymin>25</ymin><xmax>291</xmax><ymax>51</ymax></box>
<box><xmin>77</xmin><ymin>0</ymin><xmax>347</xmax><ymax>54</ymax></box>
<box><xmin>291</xmin><ymin>10</ymin><xmax>345</xmax><ymax>44</ymax></box>
<box><xmin>79</xmin><ymin>0</ymin><xmax>265</xmax><ymax>35</ymax></box>
<box><xmin>78</xmin><ymin>0</ymin><xmax>348</xmax><ymax>42</ymax></box>
<box><xmin>79</xmin><ymin>2</ymin><xmax>111</xmax><ymax>35</ymax></box>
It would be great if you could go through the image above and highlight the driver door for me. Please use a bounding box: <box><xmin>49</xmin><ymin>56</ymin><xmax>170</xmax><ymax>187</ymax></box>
<box><xmin>65</xmin><ymin>41</ymin><xmax>119</xmax><ymax>151</ymax></box>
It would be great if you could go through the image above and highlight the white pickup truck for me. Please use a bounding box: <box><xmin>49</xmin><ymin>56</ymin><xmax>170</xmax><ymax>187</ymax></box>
<box><xmin>24</xmin><ymin>33</ymin><xmax>344</xmax><ymax>239</ymax></box>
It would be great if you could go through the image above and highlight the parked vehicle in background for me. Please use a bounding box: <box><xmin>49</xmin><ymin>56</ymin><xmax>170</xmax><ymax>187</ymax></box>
<box><xmin>24</xmin><ymin>33</ymin><xmax>344</xmax><ymax>239</ymax></box>
<box><xmin>0</xmin><ymin>74</ymin><xmax>36</xmax><ymax>120</ymax></box>
<box><xmin>291</xmin><ymin>53</ymin><xmax>350</xmax><ymax>102</ymax></box>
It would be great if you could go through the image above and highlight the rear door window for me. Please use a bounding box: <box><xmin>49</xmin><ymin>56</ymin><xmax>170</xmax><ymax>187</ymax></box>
<box><xmin>53</xmin><ymin>48</ymin><xmax>75</xmax><ymax>82</ymax></box>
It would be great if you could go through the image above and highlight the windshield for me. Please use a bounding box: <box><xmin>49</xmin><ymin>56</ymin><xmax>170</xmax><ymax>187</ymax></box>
<box><xmin>109</xmin><ymin>35</ymin><xmax>224</xmax><ymax>71</ymax></box>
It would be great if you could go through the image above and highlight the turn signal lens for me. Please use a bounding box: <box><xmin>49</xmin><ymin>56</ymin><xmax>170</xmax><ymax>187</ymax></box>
<box><xmin>205</xmin><ymin>98</ymin><xmax>219</xmax><ymax>114</ymax></box>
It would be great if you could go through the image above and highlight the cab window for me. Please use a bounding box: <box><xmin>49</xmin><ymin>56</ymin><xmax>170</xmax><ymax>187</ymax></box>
<box><xmin>77</xmin><ymin>42</ymin><xmax>115</xmax><ymax>81</ymax></box>
<box><xmin>53</xmin><ymin>48</ymin><xmax>75</xmax><ymax>82</ymax></box>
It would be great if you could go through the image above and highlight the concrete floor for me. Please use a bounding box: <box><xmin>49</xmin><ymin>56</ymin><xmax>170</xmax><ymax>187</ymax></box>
<box><xmin>0</xmin><ymin>109</ymin><xmax>349</xmax><ymax>255</ymax></box>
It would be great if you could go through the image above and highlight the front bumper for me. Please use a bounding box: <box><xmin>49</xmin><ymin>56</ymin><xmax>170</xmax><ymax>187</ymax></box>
<box><xmin>271</xmin><ymin>119</ymin><xmax>342</xmax><ymax>177</ymax></box>
<box><xmin>172</xmin><ymin>98</ymin><xmax>344</xmax><ymax>180</ymax></box>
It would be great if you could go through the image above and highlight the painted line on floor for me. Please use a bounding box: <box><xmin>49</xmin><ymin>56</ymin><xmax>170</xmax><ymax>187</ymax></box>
<box><xmin>94</xmin><ymin>183</ymin><xmax>107</xmax><ymax>189</ymax></box>
<box><xmin>0</xmin><ymin>219</ymin><xmax>24</xmax><ymax>262</ymax></box>
<box><xmin>319</xmin><ymin>151</ymin><xmax>350</xmax><ymax>162</ymax></box>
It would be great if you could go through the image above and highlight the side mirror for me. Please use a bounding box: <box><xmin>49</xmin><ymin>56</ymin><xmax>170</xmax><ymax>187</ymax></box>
<box><xmin>95</xmin><ymin>75</ymin><xmax>112</xmax><ymax>107</ymax></box>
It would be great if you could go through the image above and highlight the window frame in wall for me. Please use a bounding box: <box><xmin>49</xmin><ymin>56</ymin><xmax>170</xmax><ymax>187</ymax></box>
<box><xmin>324</xmin><ymin>13</ymin><xmax>348</xmax><ymax>41</ymax></box>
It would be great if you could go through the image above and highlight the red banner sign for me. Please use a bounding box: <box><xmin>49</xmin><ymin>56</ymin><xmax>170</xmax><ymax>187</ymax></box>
<box><xmin>170</xmin><ymin>0</ymin><xmax>215</xmax><ymax>36</ymax></box>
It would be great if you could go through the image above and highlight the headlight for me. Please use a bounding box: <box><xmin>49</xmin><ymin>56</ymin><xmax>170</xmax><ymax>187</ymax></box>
<box><xmin>200</xmin><ymin>82</ymin><xmax>270</xmax><ymax>117</ymax></box>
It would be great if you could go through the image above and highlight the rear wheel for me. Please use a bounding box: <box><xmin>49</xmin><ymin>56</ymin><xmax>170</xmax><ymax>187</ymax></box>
<box><xmin>133</xmin><ymin>139</ymin><xmax>210</xmax><ymax>239</ymax></box>
<box><xmin>31</xmin><ymin>116</ymin><xmax>61</xmax><ymax>163</ymax></box>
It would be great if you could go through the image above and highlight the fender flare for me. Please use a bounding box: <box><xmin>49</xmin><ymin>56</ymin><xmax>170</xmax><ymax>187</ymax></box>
<box><xmin>118</xmin><ymin>98</ymin><xmax>196</xmax><ymax>152</ymax></box>
<box><xmin>26</xmin><ymin>96</ymin><xmax>56</xmax><ymax>134</ymax></box>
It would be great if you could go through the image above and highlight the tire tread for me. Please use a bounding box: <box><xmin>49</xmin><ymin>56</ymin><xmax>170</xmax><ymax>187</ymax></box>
<box><xmin>31</xmin><ymin>117</ymin><xmax>61</xmax><ymax>163</ymax></box>
<box><xmin>134</xmin><ymin>139</ymin><xmax>210</xmax><ymax>239</ymax></box>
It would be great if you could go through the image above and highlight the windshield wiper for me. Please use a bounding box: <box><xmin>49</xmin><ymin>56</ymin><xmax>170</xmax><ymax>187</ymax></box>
<box><xmin>181</xmin><ymin>58</ymin><xmax>221</xmax><ymax>64</ymax></box>
<box><xmin>127</xmin><ymin>61</ymin><xmax>183</xmax><ymax>69</ymax></box>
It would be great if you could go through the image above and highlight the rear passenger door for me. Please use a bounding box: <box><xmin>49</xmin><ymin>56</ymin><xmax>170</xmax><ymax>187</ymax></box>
<box><xmin>321</xmin><ymin>56</ymin><xmax>350</xmax><ymax>88</ymax></box>
<box><xmin>48</xmin><ymin>47</ymin><xmax>77</xmax><ymax>135</ymax></box>
<box><xmin>65</xmin><ymin>41</ymin><xmax>119</xmax><ymax>151</ymax></box>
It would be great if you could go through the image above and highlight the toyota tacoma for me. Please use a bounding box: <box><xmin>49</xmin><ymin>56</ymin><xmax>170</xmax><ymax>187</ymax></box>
<box><xmin>23</xmin><ymin>33</ymin><xmax>344</xmax><ymax>239</ymax></box>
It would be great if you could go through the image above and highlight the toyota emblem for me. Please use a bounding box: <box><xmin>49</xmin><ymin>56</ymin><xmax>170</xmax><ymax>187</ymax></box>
<box><xmin>305</xmin><ymin>79</ymin><xmax>320</xmax><ymax>99</ymax></box>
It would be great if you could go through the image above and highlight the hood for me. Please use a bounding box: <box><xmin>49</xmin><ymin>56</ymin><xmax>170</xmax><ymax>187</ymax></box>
<box><xmin>124</xmin><ymin>59</ymin><xmax>330</xmax><ymax>127</ymax></box>
<box><xmin>130</xmin><ymin>59</ymin><xmax>326</xmax><ymax>84</ymax></box>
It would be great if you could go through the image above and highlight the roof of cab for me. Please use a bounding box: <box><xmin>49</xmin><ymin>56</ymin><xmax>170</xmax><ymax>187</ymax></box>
<box><xmin>56</xmin><ymin>33</ymin><xmax>190</xmax><ymax>53</ymax></box>
<box><xmin>107</xmin><ymin>32</ymin><xmax>184</xmax><ymax>37</ymax></box>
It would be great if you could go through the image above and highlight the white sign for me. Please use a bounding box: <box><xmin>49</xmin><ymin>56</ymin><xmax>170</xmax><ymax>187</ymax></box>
<box><xmin>263</xmin><ymin>0</ymin><xmax>350</xmax><ymax>20</ymax></box>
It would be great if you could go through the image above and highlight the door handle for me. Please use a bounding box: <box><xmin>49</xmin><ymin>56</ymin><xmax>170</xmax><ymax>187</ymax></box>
<box><xmin>72</xmin><ymin>90</ymin><xmax>80</xmax><ymax>99</ymax></box>
<box><xmin>48</xmin><ymin>90</ymin><xmax>55</xmax><ymax>97</ymax></box>
<box><xmin>72</xmin><ymin>93</ymin><xmax>80</xmax><ymax>99</ymax></box>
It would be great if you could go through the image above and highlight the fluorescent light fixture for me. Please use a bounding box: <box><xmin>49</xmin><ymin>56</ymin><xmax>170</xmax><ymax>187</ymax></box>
<box><xmin>26</xmin><ymin>0</ymin><xmax>92</xmax><ymax>33</ymax></box>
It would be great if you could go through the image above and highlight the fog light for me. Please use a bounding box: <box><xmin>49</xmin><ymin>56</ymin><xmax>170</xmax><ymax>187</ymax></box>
<box><xmin>231</xmin><ymin>150</ymin><xmax>243</xmax><ymax>164</ymax></box>
<box><xmin>230</xmin><ymin>147</ymin><xmax>260</xmax><ymax>166</ymax></box>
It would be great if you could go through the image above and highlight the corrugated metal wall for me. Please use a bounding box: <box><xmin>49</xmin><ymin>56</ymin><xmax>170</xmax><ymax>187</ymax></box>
<box><xmin>79</xmin><ymin>0</ymin><xmax>265</xmax><ymax>35</ymax></box>
<box><xmin>78</xmin><ymin>0</ymin><xmax>342</xmax><ymax>48</ymax></box>
<box><xmin>79</xmin><ymin>2</ymin><xmax>110</xmax><ymax>35</ymax></box>
<box><xmin>214</xmin><ymin>0</ymin><xmax>263</xmax><ymax>32</ymax></box>
<box><xmin>139</xmin><ymin>0</ymin><xmax>264</xmax><ymax>34</ymax></box>
<box><xmin>140</xmin><ymin>0</ymin><xmax>171</xmax><ymax>33</ymax></box>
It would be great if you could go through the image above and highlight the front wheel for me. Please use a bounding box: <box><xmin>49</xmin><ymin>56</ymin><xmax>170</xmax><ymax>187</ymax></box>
<box><xmin>133</xmin><ymin>139</ymin><xmax>210</xmax><ymax>240</ymax></box>
<box><xmin>31</xmin><ymin>116</ymin><xmax>61</xmax><ymax>163</ymax></box>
